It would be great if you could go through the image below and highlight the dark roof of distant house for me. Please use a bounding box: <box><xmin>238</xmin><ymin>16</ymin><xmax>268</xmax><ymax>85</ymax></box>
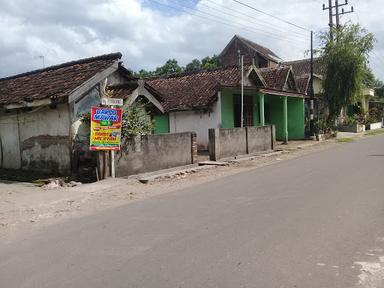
<box><xmin>220</xmin><ymin>35</ymin><xmax>281</xmax><ymax>63</ymax></box>
<box><xmin>282</xmin><ymin>58</ymin><xmax>324</xmax><ymax>77</ymax></box>
<box><xmin>147</xmin><ymin>65</ymin><xmax>301</xmax><ymax>111</ymax></box>
<box><xmin>0</xmin><ymin>52</ymin><xmax>122</xmax><ymax>106</ymax></box>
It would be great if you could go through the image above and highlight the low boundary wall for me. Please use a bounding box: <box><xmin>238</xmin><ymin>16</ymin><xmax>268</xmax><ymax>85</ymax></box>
<box><xmin>98</xmin><ymin>132</ymin><xmax>197</xmax><ymax>178</ymax></box>
<box><xmin>209</xmin><ymin>125</ymin><xmax>275</xmax><ymax>161</ymax></box>
<box><xmin>116</xmin><ymin>132</ymin><xmax>197</xmax><ymax>177</ymax></box>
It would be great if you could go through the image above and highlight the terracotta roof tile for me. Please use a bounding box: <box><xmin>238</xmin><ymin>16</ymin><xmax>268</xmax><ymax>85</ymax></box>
<box><xmin>0</xmin><ymin>52</ymin><xmax>122</xmax><ymax>106</ymax></box>
<box><xmin>282</xmin><ymin>58</ymin><xmax>324</xmax><ymax>77</ymax></box>
<box><xmin>147</xmin><ymin>65</ymin><xmax>300</xmax><ymax>111</ymax></box>
<box><xmin>259</xmin><ymin>66</ymin><xmax>291</xmax><ymax>90</ymax></box>
<box><xmin>147</xmin><ymin>67</ymin><xmax>241</xmax><ymax>111</ymax></box>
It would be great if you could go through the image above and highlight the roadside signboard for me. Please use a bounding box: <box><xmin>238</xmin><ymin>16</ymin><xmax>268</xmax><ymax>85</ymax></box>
<box><xmin>90</xmin><ymin>106</ymin><xmax>122</xmax><ymax>151</ymax></box>
<box><xmin>101</xmin><ymin>97</ymin><xmax>124</xmax><ymax>106</ymax></box>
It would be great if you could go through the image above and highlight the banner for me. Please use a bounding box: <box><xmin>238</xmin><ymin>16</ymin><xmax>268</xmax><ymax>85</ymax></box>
<box><xmin>90</xmin><ymin>107</ymin><xmax>122</xmax><ymax>151</ymax></box>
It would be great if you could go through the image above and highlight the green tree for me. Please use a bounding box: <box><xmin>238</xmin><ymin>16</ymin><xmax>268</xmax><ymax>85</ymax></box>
<box><xmin>319</xmin><ymin>23</ymin><xmax>375</xmax><ymax>122</ymax></box>
<box><xmin>374</xmin><ymin>78</ymin><xmax>384</xmax><ymax>98</ymax></box>
<box><xmin>185</xmin><ymin>59</ymin><xmax>201</xmax><ymax>72</ymax></box>
<box><xmin>121</xmin><ymin>100</ymin><xmax>154</xmax><ymax>138</ymax></box>
<box><xmin>201</xmin><ymin>55</ymin><xmax>218</xmax><ymax>69</ymax></box>
<box><xmin>155</xmin><ymin>59</ymin><xmax>183</xmax><ymax>75</ymax></box>
<box><xmin>135</xmin><ymin>69</ymin><xmax>155</xmax><ymax>78</ymax></box>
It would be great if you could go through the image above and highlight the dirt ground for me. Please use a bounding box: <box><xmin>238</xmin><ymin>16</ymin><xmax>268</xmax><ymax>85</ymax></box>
<box><xmin>0</xmin><ymin>140</ymin><xmax>339</xmax><ymax>239</ymax></box>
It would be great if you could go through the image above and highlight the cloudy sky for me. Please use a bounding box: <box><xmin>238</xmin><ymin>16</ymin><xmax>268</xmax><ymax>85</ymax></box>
<box><xmin>1</xmin><ymin>0</ymin><xmax>384</xmax><ymax>79</ymax></box>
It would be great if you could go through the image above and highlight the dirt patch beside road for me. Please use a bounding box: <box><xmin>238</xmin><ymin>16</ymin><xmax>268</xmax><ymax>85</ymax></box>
<box><xmin>0</xmin><ymin>140</ymin><xmax>337</xmax><ymax>239</ymax></box>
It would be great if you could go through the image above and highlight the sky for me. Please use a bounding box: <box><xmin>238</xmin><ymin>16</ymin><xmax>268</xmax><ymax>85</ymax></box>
<box><xmin>1</xmin><ymin>0</ymin><xmax>384</xmax><ymax>79</ymax></box>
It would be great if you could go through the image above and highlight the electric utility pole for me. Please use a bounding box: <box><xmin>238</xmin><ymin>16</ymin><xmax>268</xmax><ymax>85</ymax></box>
<box><xmin>323</xmin><ymin>0</ymin><xmax>354</xmax><ymax>39</ymax></box>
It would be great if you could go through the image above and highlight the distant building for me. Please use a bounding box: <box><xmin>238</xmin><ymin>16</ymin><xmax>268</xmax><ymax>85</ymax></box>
<box><xmin>218</xmin><ymin>35</ymin><xmax>281</xmax><ymax>68</ymax></box>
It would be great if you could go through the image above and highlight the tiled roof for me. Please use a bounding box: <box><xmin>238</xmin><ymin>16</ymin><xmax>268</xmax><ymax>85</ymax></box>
<box><xmin>282</xmin><ymin>58</ymin><xmax>324</xmax><ymax>77</ymax></box>
<box><xmin>295</xmin><ymin>75</ymin><xmax>310</xmax><ymax>94</ymax></box>
<box><xmin>259</xmin><ymin>66</ymin><xmax>291</xmax><ymax>91</ymax></box>
<box><xmin>107</xmin><ymin>80</ymin><xmax>163</xmax><ymax>103</ymax></box>
<box><xmin>147</xmin><ymin>67</ymin><xmax>242</xmax><ymax>111</ymax></box>
<box><xmin>237</xmin><ymin>35</ymin><xmax>281</xmax><ymax>62</ymax></box>
<box><xmin>147</xmin><ymin>65</ymin><xmax>301</xmax><ymax>111</ymax></box>
<box><xmin>0</xmin><ymin>52</ymin><xmax>122</xmax><ymax>106</ymax></box>
<box><xmin>107</xmin><ymin>82</ymin><xmax>139</xmax><ymax>99</ymax></box>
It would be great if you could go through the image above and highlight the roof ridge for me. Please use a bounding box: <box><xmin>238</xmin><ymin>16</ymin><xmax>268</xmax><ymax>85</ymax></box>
<box><xmin>146</xmin><ymin>65</ymin><xmax>242</xmax><ymax>81</ymax></box>
<box><xmin>0</xmin><ymin>52</ymin><xmax>122</xmax><ymax>82</ymax></box>
<box><xmin>236</xmin><ymin>35</ymin><xmax>281</xmax><ymax>60</ymax></box>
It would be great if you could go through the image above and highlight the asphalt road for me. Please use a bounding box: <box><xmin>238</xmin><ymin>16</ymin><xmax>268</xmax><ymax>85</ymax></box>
<box><xmin>1</xmin><ymin>136</ymin><xmax>384</xmax><ymax>288</ymax></box>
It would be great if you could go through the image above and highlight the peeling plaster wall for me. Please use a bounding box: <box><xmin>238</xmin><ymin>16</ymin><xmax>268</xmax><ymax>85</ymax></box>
<box><xmin>19</xmin><ymin>104</ymin><xmax>71</xmax><ymax>174</ymax></box>
<box><xmin>0</xmin><ymin>104</ymin><xmax>71</xmax><ymax>174</ymax></box>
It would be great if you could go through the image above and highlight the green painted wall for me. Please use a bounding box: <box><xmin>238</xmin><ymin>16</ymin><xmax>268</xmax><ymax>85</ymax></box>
<box><xmin>220</xmin><ymin>89</ymin><xmax>261</xmax><ymax>128</ymax></box>
<box><xmin>265</xmin><ymin>95</ymin><xmax>284</xmax><ymax>140</ymax></box>
<box><xmin>221</xmin><ymin>90</ymin><xmax>235</xmax><ymax>128</ymax></box>
<box><xmin>153</xmin><ymin>114</ymin><xmax>169</xmax><ymax>134</ymax></box>
<box><xmin>287</xmin><ymin>98</ymin><xmax>305</xmax><ymax>139</ymax></box>
<box><xmin>220</xmin><ymin>89</ymin><xmax>304</xmax><ymax>140</ymax></box>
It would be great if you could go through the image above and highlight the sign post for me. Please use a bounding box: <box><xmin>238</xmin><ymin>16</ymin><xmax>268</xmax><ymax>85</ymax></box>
<box><xmin>90</xmin><ymin>105</ymin><xmax>123</xmax><ymax>178</ymax></box>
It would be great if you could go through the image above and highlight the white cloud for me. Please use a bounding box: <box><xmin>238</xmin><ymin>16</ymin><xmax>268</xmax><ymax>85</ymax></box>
<box><xmin>1</xmin><ymin>0</ymin><xmax>384</xmax><ymax>79</ymax></box>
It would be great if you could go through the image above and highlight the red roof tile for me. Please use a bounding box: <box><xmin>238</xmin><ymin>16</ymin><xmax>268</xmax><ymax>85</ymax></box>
<box><xmin>282</xmin><ymin>58</ymin><xmax>324</xmax><ymax>77</ymax></box>
<box><xmin>259</xmin><ymin>66</ymin><xmax>291</xmax><ymax>90</ymax></box>
<box><xmin>147</xmin><ymin>65</ymin><xmax>301</xmax><ymax>111</ymax></box>
<box><xmin>0</xmin><ymin>52</ymin><xmax>122</xmax><ymax>106</ymax></box>
<box><xmin>147</xmin><ymin>67</ymin><xmax>241</xmax><ymax>111</ymax></box>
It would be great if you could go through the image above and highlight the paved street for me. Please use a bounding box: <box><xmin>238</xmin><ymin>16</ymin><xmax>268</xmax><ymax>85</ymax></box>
<box><xmin>1</xmin><ymin>135</ymin><xmax>384</xmax><ymax>287</ymax></box>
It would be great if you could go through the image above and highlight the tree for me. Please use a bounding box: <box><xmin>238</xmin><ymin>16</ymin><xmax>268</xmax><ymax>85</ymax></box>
<box><xmin>121</xmin><ymin>100</ymin><xmax>154</xmax><ymax>138</ymax></box>
<box><xmin>155</xmin><ymin>59</ymin><xmax>183</xmax><ymax>75</ymax></box>
<box><xmin>374</xmin><ymin>78</ymin><xmax>384</xmax><ymax>98</ymax></box>
<box><xmin>319</xmin><ymin>23</ymin><xmax>375</xmax><ymax>122</ymax></box>
<box><xmin>201</xmin><ymin>55</ymin><xmax>218</xmax><ymax>69</ymax></box>
<box><xmin>185</xmin><ymin>59</ymin><xmax>201</xmax><ymax>72</ymax></box>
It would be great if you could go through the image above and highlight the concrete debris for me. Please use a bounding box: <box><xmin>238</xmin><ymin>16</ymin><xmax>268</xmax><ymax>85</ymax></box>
<box><xmin>42</xmin><ymin>179</ymin><xmax>82</xmax><ymax>189</ymax></box>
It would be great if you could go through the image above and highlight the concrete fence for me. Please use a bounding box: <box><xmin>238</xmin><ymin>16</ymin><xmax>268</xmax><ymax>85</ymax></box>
<box><xmin>97</xmin><ymin>132</ymin><xmax>197</xmax><ymax>178</ymax></box>
<box><xmin>208</xmin><ymin>125</ymin><xmax>276</xmax><ymax>161</ymax></box>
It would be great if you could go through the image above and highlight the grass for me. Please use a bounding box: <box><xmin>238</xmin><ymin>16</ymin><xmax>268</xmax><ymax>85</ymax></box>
<box><xmin>336</xmin><ymin>138</ymin><xmax>355</xmax><ymax>143</ymax></box>
<box><xmin>365</xmin><ymin>128</ymin><xmax>384</xmax><ymax>136</ymax></box>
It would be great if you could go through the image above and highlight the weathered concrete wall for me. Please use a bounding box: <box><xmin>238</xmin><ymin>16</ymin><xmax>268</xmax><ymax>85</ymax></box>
<box><xmin>209</xmin><ymin>128</ymin><xmax>247</xmax><ymax>161</ymax></box>
<box><xmin>19</xmin><ymin>104</ymin><xmax>71</xmax><ymax>173</ymax></box>
<box><xmin>169</xmin><ymin>95</ymin><xmax>221</xmax><ymax>150</ymax></box>
<box><xmin>0</xmin><ymin>110</ymin><xmax>21</xmax><ymax>169</ymax></box>
<box><xmin>0</xmin><ymin>104</ymin><xmax>71</xmax><ymax>174</ymax></box>
<box><xmin>247</xmin><ymin>125</ymin><xmax>275</xmax><ymax>153</ymax></box>
<box><xmin>114</xmin><ymin>132</ymin><xmax>197</xmax><ymax>177</ymax></box>
<box><xmin>209</xmin><ymin>125</ymin><xmax>275</xmax><ymax>161</ymax></box>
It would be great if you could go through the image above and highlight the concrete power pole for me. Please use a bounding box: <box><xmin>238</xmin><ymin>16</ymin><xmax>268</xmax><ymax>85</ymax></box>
<box><xmin>323</xmin><ymin>0</ymin><xmax>354</xmax><ymax>40</ymax></box>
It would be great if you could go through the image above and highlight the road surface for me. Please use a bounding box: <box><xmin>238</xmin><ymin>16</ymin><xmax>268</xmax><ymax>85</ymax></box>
<box><xmin>1</xmin><ymin>135</ymin><xmax>384</xmax><ymax>287</ymax></box>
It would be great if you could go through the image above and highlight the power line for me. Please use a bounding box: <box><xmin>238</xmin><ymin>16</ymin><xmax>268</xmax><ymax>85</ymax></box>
<box><xmin>202</xmin><ymin>0</ymin><xmax>309</xmax><ymax>38</ymax></box>
<box><xmin>232</xmin><ymin>0</ymin><xmax>311</xmax><ymax>32</ymax></box>
<box><xmin>147</xmin><ymin>0</ymin><xmax>309</xmax><ymax>45</ymax></box>
<box><xmin>165</xmin><ymin>0</ymin><xmax>309</xmax><ymax>43</ymax></box>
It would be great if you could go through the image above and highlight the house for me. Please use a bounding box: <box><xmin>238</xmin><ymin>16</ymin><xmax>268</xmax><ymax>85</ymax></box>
<box><xmin>0</xmin><ymin>53</ymin><xmax>161</xmax><ymax>174</ymax></box>
<box><xmin>218</xmin><ymin>35</ymin><xmax>281</xmax><ymax>68</ymax></box>
<box><xmin>146</xmin><ymin>65</ymin><xmax>305</xmax><ymax>150</ymax></box>
<box><xmin>284</xmin><ymin>58</ymin><xmax>375</xmax><ymax>127</ymax></box>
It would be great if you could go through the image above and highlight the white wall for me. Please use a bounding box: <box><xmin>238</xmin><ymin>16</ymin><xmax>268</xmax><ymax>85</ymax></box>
<box><xmin>169</xmin><ymin>94</ymin><xmax>221</xmax><ymax>150</ymax></box>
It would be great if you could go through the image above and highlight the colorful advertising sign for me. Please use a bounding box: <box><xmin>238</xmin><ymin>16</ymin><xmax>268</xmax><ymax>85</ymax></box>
<box><xmin>90</xmin><ymin>107</ymin><xmax>122</xmax><ymax>151</ymax></box>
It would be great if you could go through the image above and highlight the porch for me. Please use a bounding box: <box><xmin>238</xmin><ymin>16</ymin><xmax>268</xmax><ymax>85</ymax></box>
<box><xmin>220</xmin><ymin>88</ymin><xmax>305</xmax><ymax>142</ymax></box>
